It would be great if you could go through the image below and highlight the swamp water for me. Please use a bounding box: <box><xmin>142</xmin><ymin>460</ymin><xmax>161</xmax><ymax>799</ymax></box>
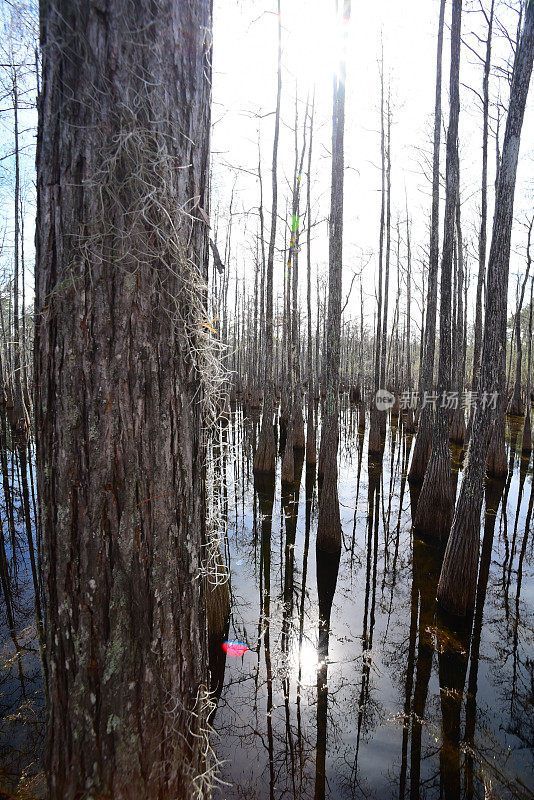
<box><xmin>0</xmin><ymin>403</ymin><xmax>533</xmax><ymax>799</ymax></box>
<box><xmin>211</xmin><ymin>404</ymin><xmax>533</xmax><ymax>800</ymax></box>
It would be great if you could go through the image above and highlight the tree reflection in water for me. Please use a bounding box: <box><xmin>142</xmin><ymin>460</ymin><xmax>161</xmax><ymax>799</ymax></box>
<box><xmin>1</xmin><ymin>403</ymin><xmax>533</xmax><ymax>799</ymax></box>
<box><xmin>209</xmin><ymin>403</ymin><xmax>534</xmax><ymax>799</ymax></box>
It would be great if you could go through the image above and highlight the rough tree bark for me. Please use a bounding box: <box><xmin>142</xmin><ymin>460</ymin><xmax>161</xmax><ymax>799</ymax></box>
<box><xmin>35</xmin><ymin>0</ymin><xmax>213</xmax><ymax>797</ymax></box>
<box><xmin>438</xmin><ymin>0</ymin><xmax>534</xmax><ymax>617</ymax></box>
<box><xmin>486</xmin><ymin>8</ymin><xmax>528</xmax><ymax>479</ymax></box>
<box><xmin>414</xmin><ymin>0</ymin><xmax>462</xmax><ymax>539</ymax></box>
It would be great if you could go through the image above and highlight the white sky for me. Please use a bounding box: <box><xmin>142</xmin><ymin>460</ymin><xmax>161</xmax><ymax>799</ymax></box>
<box><xmin>0</xmin><ymin>0</ymin><xmax>532</xmax><ymax>337</ymax></box>
<box><xmin>211</xmin><ymin>0</ymin><xmax>534</xmax><ymax>335</ymax></box>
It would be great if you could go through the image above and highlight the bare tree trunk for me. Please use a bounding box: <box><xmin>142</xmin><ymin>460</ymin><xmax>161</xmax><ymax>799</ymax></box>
<box><xmin>522</xmin><ymin>269</ymin><xmax>533</xmax><ymax>454</ymax></box>
<box><xmin>507</xmin><ymin>217</ymin><xmax>532</xmax><ymax>414</ymax></box>
<box><xmin>282</xmin><ymin>200</ymin><xmax>295</xmax><ymax>483</ymax></box>
<box><xmin>405</xmin><ymin>208</ymin><xmax>415</xmax><ymax>433</ymax></box>
<box><xmin>368</xmin><ymin>52</ymin><xmax>387</xmax><ymax>456</ymax></box>
<box><xmin>257</xmin><ymin>136</ymin><xmax>267</xmax><ymax>405</ymax></box>
<box><xmin>380</xmin><ymin>93</ymin><xmax>392</xmax><ymax>395</ymax></box>
<box><xmin>35</xmin><ymin>1</ymin><xmax>213</xmax><ymax>796</ymax></box>
<box><xmin>291</xmin><ymin>95</ymin><xmax>308</xmax><ymax>452</ymax></box>
<box><xmin>471</xmin><ymin>0</ymin><xmax>494</xmax><ymax>399</ymax></box>
<box><xmin>438</xmin><ymin>0</ymin><xmax>534</xmax><ymax>617</ymax></box>
<box><xmin>358</xmin><ymin>282</ymin><xmax>366</xmax><ymax>431</ymax></box>
<box><xmin>306</xmin><ymin>99</ymin><xmax>317</xmax><ymax>467</ymax></box>
<box><xmin>414</xmin><ymin>0</ymin><xmax>462</xmax><ymax>539</ymax></box>
<box><xmin>450</xmin><ymin>192</ymin><xmax>467</xmax><ymax>443</ymax></box>
<box><xmin>317</xmin><ymin>0</ymin><xmax>350</xmax><ymax>552</ymax></box>
<box><xmin>0</xmin><ymin>504</ymin><xmax>15</xmax><ymax>634</ymax></box>
<box><xmin>254</xmin><ymin>0</ymin><xmax>282</xmax><ymax>478</ymax></box>
<box><xmin>409</xmin><ymin>0</ymin><xmax>446</xmax><ymax>482</ymax></box>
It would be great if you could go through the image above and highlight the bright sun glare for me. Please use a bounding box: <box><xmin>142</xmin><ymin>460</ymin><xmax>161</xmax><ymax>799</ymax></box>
<box><xmin>295</xmin><ymin>637</ymin><xmax>319</xmax><ymax>686</ymax></box>
<box><xmin>284</xmin><ymin>2</ymin><xmax>345</xmax><ymax>90</ymax></box>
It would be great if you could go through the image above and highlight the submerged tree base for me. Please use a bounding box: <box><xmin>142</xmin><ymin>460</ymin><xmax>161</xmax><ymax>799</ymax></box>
<box><xmin>436</xmin><ymin>477</ymin><xmax>496</xmax><ymax>617</ymax></box>
<box><xmin>368</xmin><ymin>405</ymin><xmax>385</xmax><ymax>455</ymax></box>
<box><xmin>507</xmin><ymin>395</ymin><xmax>525</xmax><ymax>416</ymax></box>
<box><xmin>293</xmin><ymin>400</ymin><xmax>306</xmax><ymax>450</ymax></box>
<box><xmin>281</xmin><ymin>424</ymin><xmax>295</xmax><ymax>485</ymax></box>
<box><xmin>522</xmin><ymin>409</ymin><xmax>532</xmax><ymax>454</ymax></box>
<box><xmin>413</xmin><ymin>441</ymin><xmax>454</xmax><ymax>540</ymax></box>
<box><xmin>409</xmin><ymin>408</ymin><xmax>433</xmax><ymax>484</ymax></box>
<box><xmin>486</xmin><ymin>415</ymin><xmax>507</xmax><ymax>479</ymax></box>
<box><xmin>449</xmin><ymin>406</ymin><xmax>466</xmax><ymax>444</ymax></box>
<box><xmin>254</xmin><ymin>414</ymin><xmax>277</xmax><ymax>477</ymax></box>
<box><xmin>317</xmin><ymin>464</ymin><xmax>342</xmax><ymax>553</ymax></box>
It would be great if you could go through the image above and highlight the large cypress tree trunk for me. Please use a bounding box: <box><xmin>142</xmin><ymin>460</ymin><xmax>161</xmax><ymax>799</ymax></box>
<box><xmin>35</xmin><ymin>1</ymin><xmax>213</xmax><ymax>797</ymax></box>
<box><xmin>414</xmin><ymin>0</ymin><xmax>462</xmax><ymax>539</ymax></box>
<box><xmin>438</xmin><ymin>0</ymin><xmax>534</xmax><ymax>617</ymax></box>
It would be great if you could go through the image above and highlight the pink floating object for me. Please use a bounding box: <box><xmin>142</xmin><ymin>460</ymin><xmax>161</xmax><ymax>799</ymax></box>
<box><xmin>223</xmin><ymin>641</ymin><xmax>249</xmax><ymax>657</ymax></box>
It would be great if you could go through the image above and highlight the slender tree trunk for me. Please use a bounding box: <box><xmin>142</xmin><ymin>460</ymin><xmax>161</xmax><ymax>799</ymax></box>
<box><xmin>36</xmin><ymin>1</ymin><xmax>213</xmax><ymax>796</ymax></box>
<box><xmin>405</xmin><ymin>208</ymin><xmax>415</xmax><ymax>433</ymax></box>
<box><xmin>409</xmin><ymin>0</ymin><xmax>446</xmax><ymax>482</ymax></box>
<box><xmin>438</xmin><ymin>1</ymin><xmax>534</xmax><ymax>617</ymax></box>
<box><xmin>522</xmin><ymin>270</ymin><xmax>533</xmax><ymax>454</ymax></box>
<box><xmin>507</xmin><ymin>218</ymin><xmax>532</xmax><ymax>414</ymax></box>
<box><xmin>8</xmin><ymin>72</ymin><xmax>30</xmax><ymax>446</ymax></box>
<box><xmin>0</xmin><ymin>504</ymin><xmax>15</xmax><ymax>634</ymax></box>
<box><xmin>414</xmin><ymin>0</ymin><xmax>462</xmax><ymax>539</ymax></box>
<box><xmin>306</xmin><ymin>99</ymin><xmax>317</xmax><ymax>467</ymax></box>
<box><xmin>254</xmin><ymin>0</ymin><xmax>282</xmax><ymax>478</ymax></box>
<box><xmin>317</xmin><ymin>0</ymin><xmax>350</xmax><ymax>552</ymax></box>
<box><xmin>450</xmin><ymin>192</ymin><xmax>467</xmax><ymax>443</ymax></box>
<box><xmin>380</xmin><ymin>94</ymin><xmax>392</xmax><ymax>395</ymax></box>
<box><xmin>291</xmin><ymin>95</ymin><xmax>308</xmax><ymax>452</ymax></box>
<box><xmin>471</xmin><ymin>0</ymin><xmax>494</xmax><ymax>399</ymax></box>
<box><xmin>368</xmin><ymin>52</ymin><xmax>387</xmax><ymax>456</ymax></box>
<box><xmin>0</xmin><ymin>349</ymin><xmax>17</xmax><ymax>560</ymax></box>
<box><xmin>282</xmin><ymin>200</ymin><xmax>295</xmax><ymax>482</ymax></box>
<box><xmin>258</xmin><ymin>136</ymin><xmax>267</xmax><ymax>404</ymax></box>
<box><xmin>12</xmin><ymin>73</ymin><xmax>21</xmax><ymax>425</ymax></box>
<box><xmin>358</xmin><ymin>282</ymin><xmax>366</xmax><ymax>431</ymax></box>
